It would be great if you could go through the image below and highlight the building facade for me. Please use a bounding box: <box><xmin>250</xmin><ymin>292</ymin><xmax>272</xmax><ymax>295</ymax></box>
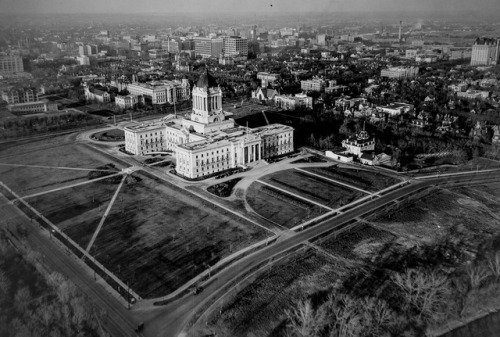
<box><xmin>7</xmin><ymin>100</ymin><xmax>58</xmax><ymax>114</ymax></box>
<box><xmin>301</xmin><ymin>77</ymin><xmax>327</xmax><ymax>92</ymax></box>
<box><xmin>0</xmin><ymin>55</ymin><xmax>24</xmax><ymax>75</ymax></box>
<box><xmin>125</xmin><ymin>69</ymin><xmax>294</xmax><ymax>178</ymax></box>
<box><xmin>194</xmin><ymin>37</ymin><xmax>224</xmax><ymax>58</ymax></box>
<box><xmin>127</xmin><ymin>79</ymin><xmax>190</xmax><ymax>105</ymax></box>
<box><xmin>223</xmin><ymin>36</ymin><xmax>248</xmax><ymax>57</ymax></box>
<box><xmin>1</xmin><ymin>87</ymin><xmax>37</xmax><ymax>104</ymax></box>
<box><xmin>84</xmin><ymin>85</ymin><xmax>111</xmax><ymax>103</ymax></box>
<box><xmin>471</xmin><ymin>38</ymin><xmax>499</xmax><ymax>66</ymax></box>
<box><xmin>115</xmin><ymin>94</ymin><xmax>141</xmax><ymax>109</ymax></box>
<box><xmin>341</xmin><ymin>129</ymin><xmax>375</xmax><ymax>157</ymax></box>
<box><xmin>380</xmin><ymin>66</ymin><xmax>419</xmax><ymax>79</ymax></box>
<box><xmin>275</xmin><ymin>93</ymin><xmax>313</xmax><ymax>110</ymax></box>
<box><xmin>376</xmin><ymin>102</ymin><xmax>414</xmax><ymax>116</ymax></box>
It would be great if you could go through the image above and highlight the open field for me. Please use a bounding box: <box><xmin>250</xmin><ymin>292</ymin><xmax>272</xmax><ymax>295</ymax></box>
<box><xmin>27</xmin><ymin>180</ymin><xmax>120</xmax><ymax>248</ymax></box>
<box><xmin>91</xmin><ymin>172</ymin><xmax>269</xmax><ymax>298</ymax></box>
<box><xmin>305</xmin><ymin>165</ymin><xmax>401</xmax><ymax>192</ymax></box>
<box><xmin>203</xmin><ymin>182</ymin><xmax>500</xmax><ymax>337</ymax></box>
<box><xmin>315</xmin><ymin>223</ymin><xmax>396</xmax><ymax>260</ymax></box>
<box><xmin>202</xmin><ymin>249</ymin><xmax>348</xmax><ymax>337</ymax></box>
<box><xmin>260</xmin><ymin>169</ymin><xmax>365</xmax><ymax>208</ymax></box>
<box><xmin>365</xmin><ymin>183</ymin><xmax>500</xmax><ymax>248</ymax></box>
<box><xmin>0</xmin><ymin>142</ymin><xmax>123</xmax><ymax>196</ymax></box>
<box><xmin>246</xmin><ymin>182</ymin><xmax>325</xmax><ymax>228</ymax></box>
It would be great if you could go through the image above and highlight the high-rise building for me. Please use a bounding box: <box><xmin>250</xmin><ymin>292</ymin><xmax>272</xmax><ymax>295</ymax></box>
<box><xmin>471</xmin><ymin>37</ymin><xmax>499</xmax><ymax>66</ymax></box>
<box><xmin>223</xmin><ymin>36</ymin><xmax>248</xmax><ymax>57</ymax></box>
<box><xmin>317</xmin><ymin>34</ymin><xmax>326</xmax><ymax>46</ymax></box>
<box><xmin>0</xmin><ymin>54</ymin><xmax>24</xmax><ymax>75</ymax></box>
<box><xmin>194</xmin><ymin>37</ymin><xmax>246</xmax><ymax>58</ymax></box>
<box><xmin>181</xmin><ymin>39</ymin><xmax>195</xmax><ymax>51</ymax></box>
<box><xmin>194</xmin><ymin>37</ymin><xmax>224</xmax><ymax>58</ymax></box>
<box><xmin>78</xmin><ymin>45</ymin><xmax>87</xmax><ymax>56</ymax></box>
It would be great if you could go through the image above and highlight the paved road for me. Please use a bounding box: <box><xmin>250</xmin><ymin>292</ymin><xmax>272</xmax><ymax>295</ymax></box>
<box><xmin>0</xmin><ymin>193</ymin><xmax>140</xmax><ymax>337</ymax></box>
<box><xmin>140</xmin><ymin>170</ymin><xmax>500</xmax><ymax>337</ymax></box>
<box><xmin>5</xmin><ymin>126</ymin><xmax>500</xmax><ymax>337</ymax></box>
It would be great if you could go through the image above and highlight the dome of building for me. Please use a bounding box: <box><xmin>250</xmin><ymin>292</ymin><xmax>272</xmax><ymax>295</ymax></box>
<box><xmin>197</xmin><ymin>68</ymin><xmax>218</xmax><ymax>88</ymax></box>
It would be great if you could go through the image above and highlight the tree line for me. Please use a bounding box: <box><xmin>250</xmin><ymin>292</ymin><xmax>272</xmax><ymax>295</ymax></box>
<box><xmin>0</xmin><ymin>230</ymin><xmax>108</xmax><ymax>337</ymax></box>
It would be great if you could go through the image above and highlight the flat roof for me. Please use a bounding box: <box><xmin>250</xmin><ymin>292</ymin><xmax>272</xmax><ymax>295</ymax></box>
<box><xmin>124</xmin><ymin>122</ymin><xmax>165</xmax><ymax>132</ymax></box>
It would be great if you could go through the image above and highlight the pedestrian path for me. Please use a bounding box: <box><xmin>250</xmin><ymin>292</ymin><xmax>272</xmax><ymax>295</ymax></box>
<box><xmin>22</xmin><ymin>172</ymin><xmax>124</xmax><ymax>200</ymax></box>
<box><xmin>294</xmin><ymin>167</ymin><xmax>373</xmax><ymax>195</ymax></box>
<box><xmin>256</xmin><ymin>179</ymin><xmax>334</xmax><ymax>211</ymax></box>
<box><xmin>0</xmin><ymin>162</ymin><xmax>118</xmax><ymax>172</ymax></box>
<box><xmin>86</xmin><ymin>175</ymin><xmax>127</xmax><ymax>252</ymax></box>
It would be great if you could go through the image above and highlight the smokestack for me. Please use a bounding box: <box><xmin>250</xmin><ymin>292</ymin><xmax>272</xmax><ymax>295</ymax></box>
<box><xmin>399</xmin><ymin>21</ymin><xmax>402</xmax><ymax>41</ymax></box>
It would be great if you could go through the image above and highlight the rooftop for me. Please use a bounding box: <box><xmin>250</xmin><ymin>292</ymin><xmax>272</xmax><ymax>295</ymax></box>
<box><xmin>197</xmin><ymin>68</ymin><xmax>218</xmax><ymax>89</ymax></box>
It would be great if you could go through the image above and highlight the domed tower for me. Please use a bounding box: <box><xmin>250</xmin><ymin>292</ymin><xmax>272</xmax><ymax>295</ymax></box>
<box><xmin>190</xmin><ymin>68</ymin><xmax>224</xmax><ymax>125</ymax></box>
<box><xmin>357</xmin><ymin>123</ymin><xmax>370</xmax><ymax>141</ymax></box>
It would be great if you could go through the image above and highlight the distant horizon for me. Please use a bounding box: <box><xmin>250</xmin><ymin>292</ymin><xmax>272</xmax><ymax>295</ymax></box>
<box><xmin>1</xmin><ymin>0</ymin><xmax>499</xmax><ymax>16</ymax></box>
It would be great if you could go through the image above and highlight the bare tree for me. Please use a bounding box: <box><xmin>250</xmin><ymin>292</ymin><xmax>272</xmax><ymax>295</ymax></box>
<box><xmin>465</xmin><ymin>264</ymin><xmax>490</xmax><ymax>289</ymax></box>
<box><xmin>487</xmin><ymin>252</ymin><xmax>500</xmax><ymax>283</ymax></box>
<box><xmin>392</xmin><ymin>268</ymin><xmax>450</xmax><ymax>323</ymax></box>
<box><xmin>363</xmin><ymin>297</ymin><xmax>394</xmax><ymax>336</ymax></box>
<box><xmin>285</xmin><ymin>299</ymin><xmax>326</xmax><ymax>337</ymax></box>
<box><xmin>325</xmin><ymin>293</ymin><xmax>363</xmax><ymax>337</ymax></box>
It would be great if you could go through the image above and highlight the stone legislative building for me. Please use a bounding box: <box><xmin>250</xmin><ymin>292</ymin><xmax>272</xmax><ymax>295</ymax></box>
<box><xmin>124</xmin><ymin>70</ymin><xmax>294</xmax><ymax>179</ymax></box>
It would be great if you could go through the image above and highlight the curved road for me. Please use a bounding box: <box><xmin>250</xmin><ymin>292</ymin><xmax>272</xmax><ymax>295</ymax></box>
<box><xmin>4</xmin><ymin>126</ymin><xmax>500</xmax><ymax>337</ymax></box>
<box><xmin>137</xmin><ymin>170</ymin><xmax>500</xmax><ymax>337</ymax></box>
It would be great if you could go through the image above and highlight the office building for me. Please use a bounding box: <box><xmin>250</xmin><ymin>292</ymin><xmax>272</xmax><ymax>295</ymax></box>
<box><xmin>223</xmin><ymin>36</ymin><xmax>248</xmax><ymax>57</ymax></box>
<box><xmin>0</xmin><ymin>55</ymin><xmax>24</xmax><ymax>75</ymax></box>
<box><xmin>194</xmin><ymin>37</ymin><xmax>224</xmax><ymax>58</ymax></box>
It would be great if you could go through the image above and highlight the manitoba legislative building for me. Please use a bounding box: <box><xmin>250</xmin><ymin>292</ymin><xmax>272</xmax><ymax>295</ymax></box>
<box><xmin>124</xmin><ymin>69</ymin><xmax>294</xmax><ymax>179</ymax></box>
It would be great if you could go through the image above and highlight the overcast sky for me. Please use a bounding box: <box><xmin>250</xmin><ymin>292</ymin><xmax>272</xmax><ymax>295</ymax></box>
<box><xmin>1</xmin><ymin>0</ymin><xmax>499</xmax><ymax>15</ymax></box>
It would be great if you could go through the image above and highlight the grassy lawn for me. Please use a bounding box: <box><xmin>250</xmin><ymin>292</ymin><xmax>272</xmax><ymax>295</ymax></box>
<box><xmin>0</xmin><ymin>142</ymin><xmax>123</xmax><ymax>196</ymax></box>
<box><xmin>366</xmin><ymin>184</ymin><xmax>500</xmax><ymax>246</ymax></box>
<box><xmin>91</xmin><ymin>172</ymin><xmax>269</xmax><ymax>298</ymax></box>
<box><xmin>305</xmin><ymin>166</ymin><xmax>401</xmax><ymax>192</ymax></box>
<box><xmin>203</xmin><ymin>182</ymin><xmax>500</xmax><ymax>337</ymax></box>
<box><xmin>203</xmin><ymin>249</ymin><xmax>348</xmax><ymax>337</ymax></box>
<box><xmin>316</xmin><ymin>223</ymin><xmax>396</xmax><ymax>260</ymax></box>
<box><xmin>260</xmin><ymin>169</ymin><xmax>364</xmax><ymax>208</ymax></box>
<box><xmin>91</xmin><ymin>129</ymin><xmax>125</xmax><ymax>141</ymax></box>
<box><xmin>27</xmin><ymin>179</ymin><xmax>120</xmax><ymax>249</ymax></box>
<box><xmin>246</xmin><ymin>182</ymin><xmax>325</xmax><ymax>228</ymax></box>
